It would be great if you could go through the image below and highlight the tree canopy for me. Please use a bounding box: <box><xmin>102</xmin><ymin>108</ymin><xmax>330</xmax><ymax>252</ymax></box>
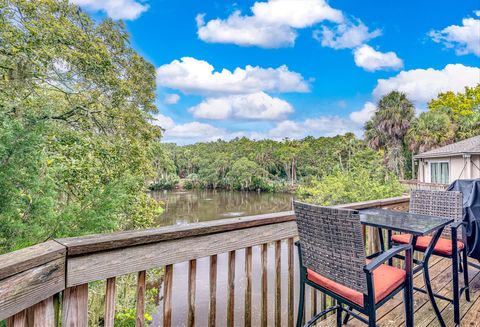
<box><xmin>0</xmin><ymin>0</ymin><xmax>162</xmax><ymax>252</ymax></box>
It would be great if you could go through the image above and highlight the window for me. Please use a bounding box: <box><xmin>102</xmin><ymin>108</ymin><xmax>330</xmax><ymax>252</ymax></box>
<box><xmin>431</xmin><ymin>162</ymin><xmax>449</xmax><ymax>184</ymax></box>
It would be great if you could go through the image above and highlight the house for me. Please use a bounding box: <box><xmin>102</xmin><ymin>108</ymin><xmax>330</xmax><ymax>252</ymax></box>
<box><xmin>414</xmin><ymin>135</ymin><xmax>480</xmax><ymax>185</ymax></box>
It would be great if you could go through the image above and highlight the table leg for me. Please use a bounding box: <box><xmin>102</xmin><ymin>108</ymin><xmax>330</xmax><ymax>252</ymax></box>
<box><xmin>422</xmin><ymin>228</ymin><xmax>446</xmax><ymax>327</ymax></box>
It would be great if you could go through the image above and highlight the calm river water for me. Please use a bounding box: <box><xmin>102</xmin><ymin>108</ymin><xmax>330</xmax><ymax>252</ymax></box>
<box><xmin>150</xmin><ymin>189</ymin><xmax>294</xmax><ymax>226</ymax></box>
<box><xmin>148</xmin><ymin>190</ymin><xmax>303</xmax><ymax>327</ymax></box>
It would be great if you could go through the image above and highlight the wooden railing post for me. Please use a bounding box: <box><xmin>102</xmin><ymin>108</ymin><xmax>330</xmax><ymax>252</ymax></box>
<box><xmin>275</xmin><ymin>240</ymin><xmax>281</xmax><ymax>327</ymax></box>
<box><xmin>288</xmin><ymin>238</ymin><xmax>294</xmax><ymax>327</ymax></box>
<box><xmin>33</xmin><ymin>297</ymin><xmax>55</xmax><ymax>327</ymax></box>
<box><xmin>208</xmin><ymin>255</ymin><xmax>217</xmax><ymax>327</ymax></box>
<box><xmin>227</xmin><ymin>251</ymin><xmax>235</xmax><ymax>327</ymax></box>
<box><xmin>104</xmin><ymin>278</ymin><xmax>116</xmax><ymax>327</ymax></box>
<box><xmin>136</xmin><ymin>271</ymin><xmax>146</xmax><ymax>327</ymax></box>
<box><xmin>261</xmin><ymin>243</ymin><xmax>268</xmax><ymax>327</ymax></box>
<box><xmin>6</xmin><ymin>310</ymin><xmax>26</xmax><ymax>327</ymax></box>
<box><xmin>62</xmin><ymin>284</ymin><xmax>88</xmax><ymax>327</ymax></box>
<box><xmin>244</xmin><ymin>247</ymin><xmax>252</xmax><ymax>327</ymax></box>
<box><xmin>163</xmin><ymin>265</ymin><xmax>173</xmax><ymax>327</ymax></box>
<box><xmin>187</xmin><ymin>259</ymin><xmax>197</xmax><ymax>327</ymax></box>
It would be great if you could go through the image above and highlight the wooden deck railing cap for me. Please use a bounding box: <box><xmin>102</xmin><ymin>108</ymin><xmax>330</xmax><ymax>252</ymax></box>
<box><xmin>56</xmin><ymin>210</ymin><xmax>296</xmax><ymax>256</ymax></box>
<box><xmin>0</xmin><ymin>240</ymin><xmax>66</xmax><ymax>280</ymax></box>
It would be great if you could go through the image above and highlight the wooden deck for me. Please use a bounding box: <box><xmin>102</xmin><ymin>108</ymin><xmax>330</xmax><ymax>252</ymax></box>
<box><xmin>316</xmin><ymin>257</ymin><xmax>480</xmax><ymax>327</ymax></box>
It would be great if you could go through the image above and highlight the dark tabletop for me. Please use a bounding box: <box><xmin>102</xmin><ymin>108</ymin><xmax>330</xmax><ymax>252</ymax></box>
<box><xmin>359</xmin><ymin>208</ymin><xmax>454</xmax><ymax>236</ymax></box>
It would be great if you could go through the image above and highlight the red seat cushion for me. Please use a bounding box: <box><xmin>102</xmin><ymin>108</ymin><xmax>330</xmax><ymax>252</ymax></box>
<box><xmin>391</xmin><ymin>234</ymin><xmax>464</xmax><ymax>256</ymax></box>
<box><xmin>307</xmin><ymin>264</ymin><xmax>406</xmax><ymax>307</ymax></box>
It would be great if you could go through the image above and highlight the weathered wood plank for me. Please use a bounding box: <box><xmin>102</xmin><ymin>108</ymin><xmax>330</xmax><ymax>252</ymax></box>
<box><xmin>310</xmin><ymin>288</ymin><xmax>317</xmax><ymax>319</ymax></box>
<box><xmin>136</xmin><ymin>271</ymin><xmax>146</xmax><ymax>327</ymax></box>
<box><xmin>227</xmin><ymin>251</ymin><xmax>235</xmax><ymax>327</ymax></box>
<box><xmin>163</xmin><ymin>265</ymin><xmax>173</xmax><ymax>327</ymax></box>
<box><xmin>430</xmin><ymin>266</ymin><xmax>480</xmax><ymax>327</ymax></box>
<box><xmin>62</xmin><ymin>284</ymin><xmax>88</xmax><ymax>327</ymax></box>
<box><xmin>275</xmin><ymin>240</ymin><xmax>281</xmax><ymax>327</ymax></box>
<box><xmin>104</xmin><ymin>277</ymin><xmax>116</xmax><ymax>327</ymax></box>
<box><xmin>66</xmin><ymin>221</ymin><xmax>298</xmax><ymax>286</ymax></box>
<box><xmin>7</xmin><ymin>310</ymin><xmax>26</xmax><ymax>327</ymax></box>
<box><xmin>55</xmin><ymin>196</ymin><xmax>409</xmax><ymax>256</ymax></box>
<box><xmin>261</xmin><ymin>243</ymin><xmax>268</xmax><ymax>327</ymax></box>
<box><xmin>287</xmin><ymin>238</ymin><xmax>294</xmax><ymax>327</ymax></box>
<box><xmin>0</xmin><ymin>241</ymin><xmax>65</xmax><ymax>280</ymax></box>
<box><xmin>187</xmin><ymin>259</ymin><xmax>197</xmax><ymax>327</ymax></box>
<box><xmin>0</xmin><ymin>258</ymin><xmax>65</xmax><ymax>321</ymax></box>
<box><xmin>338</xmin><ymin>196</ymin><xmax>410</xmax><ymax>210</ymax></box>
<box><xmin>57</xmin><ymin>211</ymin><xmax>296</xmax><ymax>255</ymax></box>
<box><xmin>244</xmin><ymin>247</ymin><xmax>252</xmax><ymax>327</ymax></box>
<box><xmin>33</xmin><ymin>297</ymin><xmax>55</xmax><ymax>327</ymax></box>
<box><xmin>208</xmin><ymin>255</ymin><xmax>217</xmax><ymax>327</ymax></box>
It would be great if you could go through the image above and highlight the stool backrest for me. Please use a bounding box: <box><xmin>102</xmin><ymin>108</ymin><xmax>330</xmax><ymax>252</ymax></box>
<box><xmin>409</xmin><ymin>190</ymin><xmax>463</xmax><ymax>240</ymax></box>
<box><xmin>294</xmin><ymin>201</ymin><xmax>367</xmax><ymax>294</ymax></box>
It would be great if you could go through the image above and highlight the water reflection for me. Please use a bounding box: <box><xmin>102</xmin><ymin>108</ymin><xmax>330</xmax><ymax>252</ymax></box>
<box><xmin>147</xmin><ymin>190</ymin><xmax>299</xmax><ymax>326</ymax></box>
<box><xmin>151</xmin><ymin>190</ymin><xmax>294</xmax><ymax>226</ymax></box>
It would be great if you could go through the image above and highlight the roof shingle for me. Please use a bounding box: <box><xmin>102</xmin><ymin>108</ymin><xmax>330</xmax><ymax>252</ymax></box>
<box><xmin>414</xmin><ymin>135</ymin><xmax>480</xmax><ymax>159</ymax></box>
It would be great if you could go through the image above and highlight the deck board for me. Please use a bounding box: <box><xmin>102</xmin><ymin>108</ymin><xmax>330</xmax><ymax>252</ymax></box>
<box><xmin>315</xmin><ymin>258</ymin><xmax>480</xmax><ymax>326</ymax></box>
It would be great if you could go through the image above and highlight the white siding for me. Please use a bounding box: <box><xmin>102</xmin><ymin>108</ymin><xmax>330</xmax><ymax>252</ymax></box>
<box><xmin>472</xmin><ymin>155</ymin><xmax>480</xmax><ymax>179</ymax></box>
<box><xmin>420</xmin><ymin>155</ymin><xmax>480</xmax><ymax>184</ymax></box>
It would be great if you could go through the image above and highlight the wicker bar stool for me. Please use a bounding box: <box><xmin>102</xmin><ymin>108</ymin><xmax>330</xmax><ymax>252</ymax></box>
<box><xmin>294</xmin><ymin>202</ymin><xmax>413</xmax><ymax>327</ymax></box>
<box><xmin>390</xmin><ymin>189</ymin><xmax>470</xmax><ymax>325</ymax></box>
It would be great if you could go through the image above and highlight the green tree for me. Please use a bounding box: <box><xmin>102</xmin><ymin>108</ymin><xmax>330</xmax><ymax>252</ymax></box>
<box><xmin>227</xmin><ymin>157</ymin><xmax>267</xmax><ymax>191</ymax></box>
<box><xmin>296</xmin><ymin>148</ymin><xmax>404</xmax><ymax>205</ymax></box>
<box><xmin>428</xmin><ymin>85</ymin><xmax>480</xmax><ymax>139</ymax></box>
<box><xmin>365</xmin><ymin>91</ymin><xmax>415</xmax><ymax>179</ymax></box>
<box><xmin>429</xmin><ymin>85</ymin><xmax>480</xmax><ymax>120</ymax></box>
<box><xmin>0</xmin><ymin>0</ymin><xmax>162</xmax><ymax>252</ymax></box>
<box><xmin>406</xmin><ymin>111</ymin><xmax>455</xmax><ymax>154</ymax></box>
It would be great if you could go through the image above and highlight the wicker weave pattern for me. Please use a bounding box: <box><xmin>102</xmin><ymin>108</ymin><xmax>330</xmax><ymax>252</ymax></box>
<box><xmin>293</xmin><ymin>201</ymin><xmax>367</xmax><ymax>294</ymax></box>
<box><xmin>409</xmin><ymin>190</ymin><xmax>463</xmax><ymax>240</ymax></box>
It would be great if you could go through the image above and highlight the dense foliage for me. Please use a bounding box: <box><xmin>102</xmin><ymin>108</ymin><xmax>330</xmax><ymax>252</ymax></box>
<box><xmin>153</xmin><ymin>134</ymin><xmax>405</xmax><ymax>204</ymax></box>
<box><xmin>0</xmin><ymin>0</ymin><xmax>162</xmax><ymax>252</ymax></box>
<box><xmin>157</xmin><ymin>134</ymin><xmax>364</xmax><ymax>191</ymax></box>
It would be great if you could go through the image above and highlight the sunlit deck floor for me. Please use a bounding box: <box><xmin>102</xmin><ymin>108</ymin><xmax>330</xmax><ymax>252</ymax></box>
<box><xmin>315</xmin><ymin>257</ymin><xmax>480</xmax><ymax>326</ymax></box>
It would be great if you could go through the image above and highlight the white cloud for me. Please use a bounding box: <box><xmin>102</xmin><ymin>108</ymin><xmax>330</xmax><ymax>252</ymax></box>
<box><xmin>251</xmin><ymin>0</ymin><xmax>343</xmax><ymax>28</ymax></box>
<box><xmin>165</xmin><ymin>122</ymin><xmax>226</xmax><ymax>140</ymax></box>
<box><xmin>163</xmin><ymin>94</ymin><xmax>180</xmax><ymax>105</ymax></box>
<box><xmin>156</xmin><ymin>57</ymin><xmax>309</xmax><ymax>96</ymax></box>
<box><xmin>429</xmin><ymin>11</ymin><xmax>480</xmax><ymax>56</ymax></box>
<box><xmin>152</xmin><ymin>114</ymin><xmax>175</xmax><ymax>130</ymax></box>
<box><xmin>373</xmin><ymin>64</ymin><xmax>480</xmax><ymax>103</ymax></box>
<box><xmin>196</xmin><ymin>12</ymin><xmax>297</xmax><ymax>48</ymax></box>
<box><xmin>189</xmin><ymin>92</ymin><xmax>293</xmax><ymax>121</ymax></box>
<box><xmin>314</xmin><ymin>20</ymin><xmax>381</xmax><ymax>49</ymax></box>
<box><xmin>353</xmin><ymin>45</ymin><xmax>403</xmax><ymax>71</ymax></box>
<box><xmin>197</xmin><ymin>0</ymin><xmax>343</xmax><ymax>48</ymax></box>
<box><xmin>71</xmin><ymin>0</ymin><xmax>149</xmax><ymax>20</ymax></box>
<box><xmin>349</xmin><ymin>102</ymin><xmax>376</xmax><ymax>124</ymax></box>
<box><xmin>269</xmin><ymin>116</ymin><xmax>358</xmax><ymax>139</ymax></box>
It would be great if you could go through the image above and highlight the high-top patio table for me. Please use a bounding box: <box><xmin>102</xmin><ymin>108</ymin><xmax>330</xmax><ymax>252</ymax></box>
<box><xmin>359</xmin><ymin>208</ymin><xmax>454</xmax><ymax>327</ymax></box>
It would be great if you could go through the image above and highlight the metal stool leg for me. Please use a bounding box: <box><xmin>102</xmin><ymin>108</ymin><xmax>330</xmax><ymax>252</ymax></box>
<box><xmin>336</xmin><ymin>303</ymin><xmax>342</xmax><ymax>327</ymax></box>
<box><xmin>462</xmin><ymin>247</ymin><xmax>470</xmax><ymax>302</ymax></box>
<box><xmin>342</xmin><ymin>306</ymin><xmax>352</xmax><ymax>325</ymax></box>
<box><xmin>452</xmin><ymin>247</ymin><xmax>460</xmax><ymax>325</ymax></box>
<box><xmin>297</xmin><ymin>280</ymin><xmax>305</xmax><ymax>327</ymax></box>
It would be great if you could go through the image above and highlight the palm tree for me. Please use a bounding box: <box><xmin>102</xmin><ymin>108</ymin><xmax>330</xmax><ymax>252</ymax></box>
<box><xmin>406</xmin><ymin>111</ymin><xmax>455</xmax><ymax>154</ymax></box>
<box><xmin>365</xmin><ymin>91</ymin><xmax>415</xmax><ymax>178</ymax></box>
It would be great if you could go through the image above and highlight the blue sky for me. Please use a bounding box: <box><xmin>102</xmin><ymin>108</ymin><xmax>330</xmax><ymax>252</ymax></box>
<box><xmin>72</xmin><ymin>0</ymin><xmax>480</xmax><ymax>144</ymax></box>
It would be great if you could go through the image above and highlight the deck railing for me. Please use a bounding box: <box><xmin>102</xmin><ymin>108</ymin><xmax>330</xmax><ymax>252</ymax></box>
<box><xmin>400</xmin><ymin>180</ymin><xmax>448</xmax><ymax>191</ymax></box>
<box><xmin>0</xmin><ymin>196</ymin><xmax>409</xmax><ymax>327</ymax></box>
